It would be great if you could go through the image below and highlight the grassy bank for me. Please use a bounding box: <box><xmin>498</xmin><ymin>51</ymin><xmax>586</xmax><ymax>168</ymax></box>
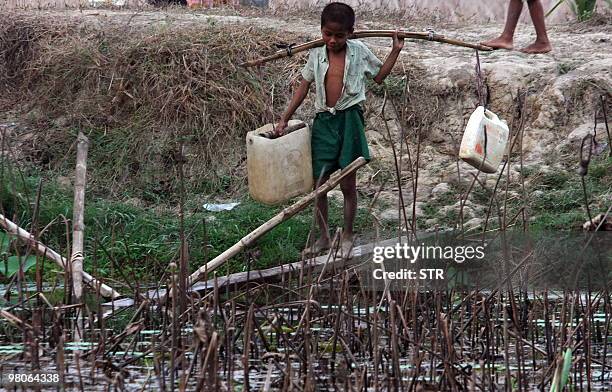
<box><xmin>526</xmin><ymin>155</ymin><xmax>612</xmax><ymax>230</ymax></box>
<box><xmin>420</xmin><ymin>155</ymin><xmax>612</xmax><ymax>231</ymax></box>
<box><xmin>0</xmin><ymin>166</ymin><xmax>382</xmax><ymax>286</ymax></box>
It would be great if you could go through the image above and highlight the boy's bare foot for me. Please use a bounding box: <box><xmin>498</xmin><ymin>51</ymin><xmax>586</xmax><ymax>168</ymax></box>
<box><xmin>302</xmin><ymin>237</ymin><xmax>331</xmax><ymax>258</ymax></box>
<box><xmin>340</xmin><ymin>232</ymin><xmax>355</xmax><ymax>259</ymax></box>
<box><xmin>519</xmin><ymin>41</ymin><xmax>552</xmax><ymax>54</ymax></box>
<box><xmin>480</xmin><ymin>36</ymin><xmax>514</xmax><ymax>50</ymax></box>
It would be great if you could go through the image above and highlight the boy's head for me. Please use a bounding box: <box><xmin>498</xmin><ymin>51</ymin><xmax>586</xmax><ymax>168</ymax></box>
<box><xmin>321</xmin><ymin>2</ymin><xmax>354</xmax><ymax>52</ymax></box>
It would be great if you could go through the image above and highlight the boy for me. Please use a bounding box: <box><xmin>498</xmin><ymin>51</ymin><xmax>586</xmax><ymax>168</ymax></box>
<box><xmin>481</xmin><ymin>0</ymin><xmax>552</xmax><ymax>54</ymax></box>
<box><xmin>274</xmin><ymin>2</ymin><xmax>404</xmax><ymax>257</ymax></box>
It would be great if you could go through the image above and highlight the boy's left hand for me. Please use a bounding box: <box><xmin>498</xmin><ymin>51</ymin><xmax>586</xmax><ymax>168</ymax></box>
<box><xmin>393</xmin><ymin>29</ymin><xmax>404</xmax><ymax>51</ymax></box>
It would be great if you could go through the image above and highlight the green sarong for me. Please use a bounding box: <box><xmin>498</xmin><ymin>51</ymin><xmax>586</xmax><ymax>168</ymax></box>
<box><xmin>311</xmin><ymin>105</ymin><xmax>370</xmax><ymax>179</ymax></box>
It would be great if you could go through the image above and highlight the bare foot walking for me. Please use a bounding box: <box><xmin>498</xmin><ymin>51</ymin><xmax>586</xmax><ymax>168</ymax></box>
<box><xmin>484</xmin><ymin>0</ymin><xmax>552</xmax><ymax>54</ymax></box>
<box><xmin>302</xmin><ymin>236</ymin><xmax>331</xmax><ymax>258</ymax></box>
<box><xmin>520</xmin><ymin>40</ymin><xmax>552</xmax><ymax>54</ymax></box>
<box><xmin>481</xmin><ymin>36</ymin><xmax>514</xmax><ymax>50</ymax></box>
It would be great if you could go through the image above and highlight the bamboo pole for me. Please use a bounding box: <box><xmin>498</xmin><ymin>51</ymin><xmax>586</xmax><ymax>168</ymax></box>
<box><xmin>240</xmin><ymin>30</ymin><xmax>492</xmax><ymax>68</ymax></box>
<box><xmin>0</xmin><ymin>215</ymin><xmax>121</xmax><ymax>299</ymax></box>
<box><xmin>102</xmin><ymin>232</ymin><xmax>451</xmax><ymax>309</ymax></box>
<box><xmin>71</xmin><ymin>132</ymin><xmax>88</xmax><ymax>341</ymax></box>
<box><xmin>187</xmin><ymin>157</ymin><xmax>367</xmax><ymax>287</ymax></box>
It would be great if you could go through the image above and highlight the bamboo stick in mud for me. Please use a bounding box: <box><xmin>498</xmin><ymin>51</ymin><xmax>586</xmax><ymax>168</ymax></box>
<box><xmin>71</xmin><ymin>131</ymin><xmax>88</xmax><ymax>342</ymax></box>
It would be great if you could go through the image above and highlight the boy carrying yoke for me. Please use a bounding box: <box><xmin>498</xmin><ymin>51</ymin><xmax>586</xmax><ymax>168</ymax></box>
<box><xmin>275</xmin><ymin>2</ymin><xmax>404</xmax><ymax>258</ymax></box>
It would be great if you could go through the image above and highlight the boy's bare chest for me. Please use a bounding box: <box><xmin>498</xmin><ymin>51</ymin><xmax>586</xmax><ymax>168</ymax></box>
<box><xmin>325</xmin><ymin>54</ymin><xmax>345</xmax><ymax>82</ymax></box>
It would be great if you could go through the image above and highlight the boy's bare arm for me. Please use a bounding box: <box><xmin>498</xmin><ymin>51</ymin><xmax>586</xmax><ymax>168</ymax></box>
<box><xmin>275</xmin><ymin>78</ymin><xmax>312</xmax><ymax>135</ymax></box>
<box><xmin>373</xmin><ymin>30</ymin><xmax>404</xmax><ymax>85</ymax></box>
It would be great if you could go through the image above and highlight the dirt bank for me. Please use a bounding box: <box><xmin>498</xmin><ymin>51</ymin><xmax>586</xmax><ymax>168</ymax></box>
<box><xmin>1</xmin><ymin>9</ymin><xmax>610</xmax><ymax>232</ymax></box>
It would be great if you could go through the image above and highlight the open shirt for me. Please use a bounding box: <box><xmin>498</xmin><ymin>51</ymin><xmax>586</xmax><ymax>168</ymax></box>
<box><xmin>301</xmin><ymin>40</ymin><xmax>383</xmax><ymax>114</ymax></box>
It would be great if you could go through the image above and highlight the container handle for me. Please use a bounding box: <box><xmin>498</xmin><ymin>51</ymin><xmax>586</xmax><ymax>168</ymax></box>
<box><xmin>259</xmin><ymin>122</ymin><xmax>306</xmax><ymax>139</ymax></box>
<box><xmin>483</xmin><ymin>109</ymin><xmax>499</xmax><ymax>122</ymax></box>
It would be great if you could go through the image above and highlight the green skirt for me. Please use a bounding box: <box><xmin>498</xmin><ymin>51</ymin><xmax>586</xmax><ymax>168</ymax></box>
<box><xmin>311</xmin><ymin>104</ymin><xmax>370</xmax><ymax>179</ymax></box>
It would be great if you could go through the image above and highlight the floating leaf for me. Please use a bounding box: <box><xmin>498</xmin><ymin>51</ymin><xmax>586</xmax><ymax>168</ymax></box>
<box><xmin>2</xmin><ymin>255</ymin><xmax>37</xmax><ymax>277</ymax></box>
<box><xmin>280</xmin><ymin>325</ymin><xmax>294</xmax><ymax>333</ymax></box>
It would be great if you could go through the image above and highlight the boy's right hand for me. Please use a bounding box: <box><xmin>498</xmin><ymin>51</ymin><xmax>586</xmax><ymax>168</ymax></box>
<box><xmin>274</xmin><ymin>120</ymin><xmax>288</xmax><ymax>136</ymax></box>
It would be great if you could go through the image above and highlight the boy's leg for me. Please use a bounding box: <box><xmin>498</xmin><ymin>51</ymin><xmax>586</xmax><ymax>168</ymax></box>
<box><xmin>306</xmin><ymin>112</ymin><xmax>340</xmax><ymax>256</ymax></box>
<box><xmin>336</xmin><ymin>105</ymin><xmax>369</xmax><ymax>258</ymax></box>
<box><xmin>339</xmin><ymin>171</ymin><xmax>357</xmax><ymax>257</ymax></box>
<box><xmin>313</xmin><ymin>173</ymin><xmax>332</xmax><ymax>250</ymax></box>
<box><xmin>481</xmin><ymin>0</ymin><xmax>524</xmax><ymax>50</ymax></box>
<box><xmin>520</xmin><ymin>0</ymin><xmax>552</xmax><ymax>53</ymax></box>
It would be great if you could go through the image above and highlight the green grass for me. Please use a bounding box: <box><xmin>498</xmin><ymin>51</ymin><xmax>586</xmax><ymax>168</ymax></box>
<box><xmin>557</xmin><ymin>62</ymin><xmax>578</xmax><ymax>76</ymax></box>
<box><xmin>547</xmin><ymin>0</ymin><xmax>599</xmax><ymax>21</ymax></box>
<box><xmin>526</xmin><ymin>156</ymin><xmax>611</xmax><ymax>230</ymax></box>
<box><xmin>499</xmin><ymin>156</ymin><xmax>611</xmax><ymax>231</ymax></box>
<box><xmin>417</xmin><ymin>156</ymin><xmax>611</xmax><ymax>232</ymax></box>
<box><xmin>367</xmin><ymin>75</ymin><xmax>407</xmax><ymax>98</ymax></box>
<box><xmin>0</xmin><ymin>167</ymin><xmax>378</xmax><ymax>287</ymax></box>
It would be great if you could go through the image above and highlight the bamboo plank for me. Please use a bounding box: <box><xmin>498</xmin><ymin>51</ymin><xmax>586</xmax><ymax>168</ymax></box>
<box><xmin>102</xmin><ymin>235</ymin><xmax>410</xmax><ymax>309</ymax></box>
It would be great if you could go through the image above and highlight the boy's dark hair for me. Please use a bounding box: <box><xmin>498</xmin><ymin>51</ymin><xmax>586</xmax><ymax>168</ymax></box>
<box><xmin>321</xmin><ymin>2</ymin><xmax>355</xmax><ymax>32</ymax></box>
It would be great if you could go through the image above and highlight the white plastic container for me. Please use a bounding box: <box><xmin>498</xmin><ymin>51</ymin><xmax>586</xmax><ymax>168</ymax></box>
<box><xmin>459</xmin><ymin>107</ymin><xmax>509</xmax><ymax>174</ymax></box>
<box><xmin>247</xmin><ymin>120</ymin><xmax>313</xmax><ymax>205</ymax></box>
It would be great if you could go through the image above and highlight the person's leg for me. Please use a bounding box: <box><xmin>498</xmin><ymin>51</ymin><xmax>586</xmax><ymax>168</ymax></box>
<box><xmin>313</xmin><ymin>173</ymin><xmax>332</xmax><ymax>250</ymax></box>
<box><xmin>520</xmin><ymin>0</ymin><xmax>552</xmax><ymax>53</ymax></box>
<box><xmin>305</xmin><ymin>111</ymin><xmax>342</xmax><ymax>257</ymax></box>
<box><xmin>339</xmin><ymin>171</ymin><xmax>357</xmax><ymax>257</ymax></box>
<box><xmin>336</xmin><ymin>106</ymin><xmax>369</xmax><ymax>258</ymax></box>
<box><xmin>481</xmin><ymin>0</ymin><xmax>524</xmax><ymax>50</ymax></box>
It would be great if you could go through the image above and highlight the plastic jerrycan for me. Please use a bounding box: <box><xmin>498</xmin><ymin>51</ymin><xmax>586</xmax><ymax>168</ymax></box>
<box><xmin>459</xmin><ymin>106</ymin><xmax>509</xmax><ymax>174</ymax></box>
<box><xmin>246</xmin><ymin>120</ymin><xmax>313</xmax><ymax>205</ymax></box>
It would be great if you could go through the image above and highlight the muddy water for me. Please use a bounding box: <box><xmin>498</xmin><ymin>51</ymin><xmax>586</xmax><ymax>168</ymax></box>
<box><xmin>0</xmin><ymin>298</ymin><xmax>610</xmax><ymax>391</ymax></box>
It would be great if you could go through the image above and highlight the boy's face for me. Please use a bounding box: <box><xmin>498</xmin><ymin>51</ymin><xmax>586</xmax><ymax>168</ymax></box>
<box><xmin>321</xmin><ymin>22</ymin><xmax>352</xmax><ymax>53</ymax></box>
